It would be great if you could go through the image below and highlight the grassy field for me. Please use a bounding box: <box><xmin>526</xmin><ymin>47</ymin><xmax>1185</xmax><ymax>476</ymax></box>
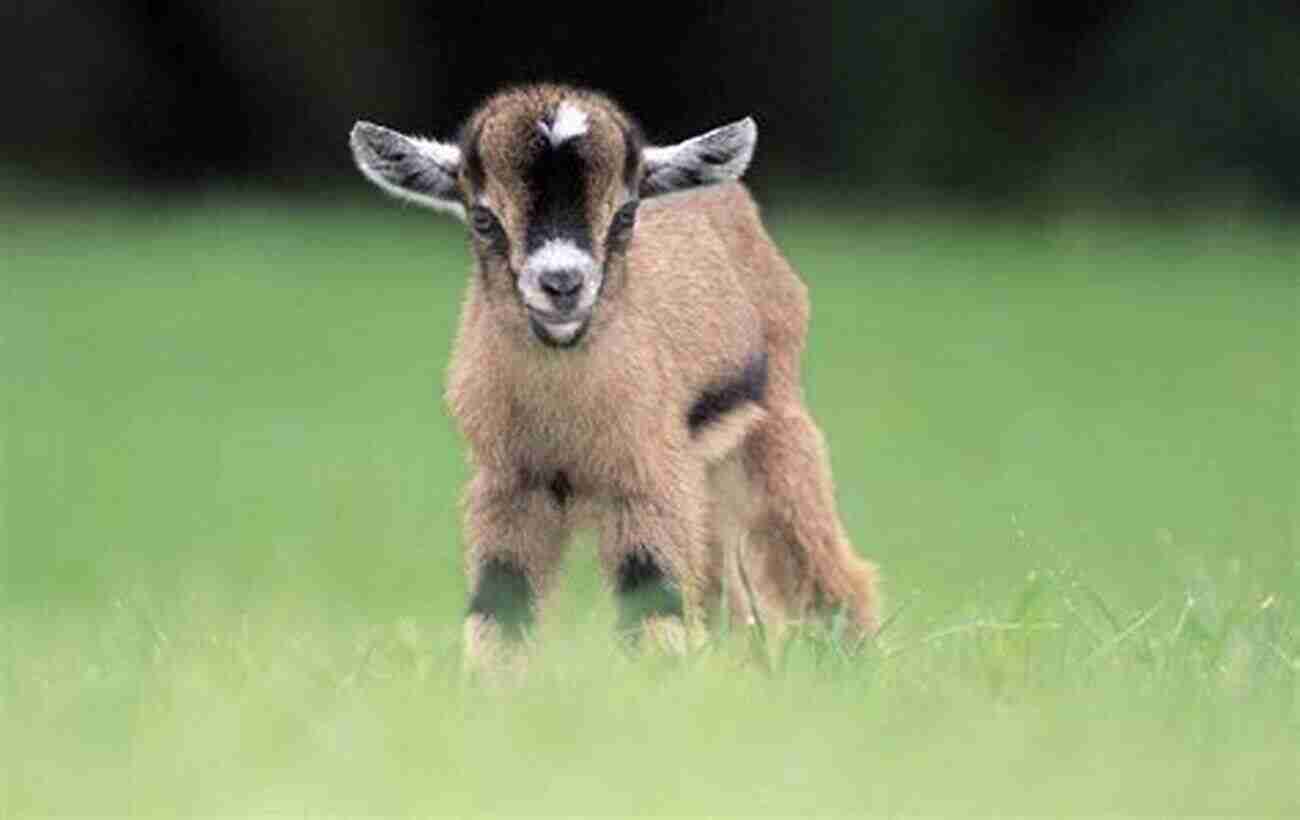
<box><xmin>3</xmin><ymin>192</ymin><xmax>1297</xmax><ymax>816</ymax></box>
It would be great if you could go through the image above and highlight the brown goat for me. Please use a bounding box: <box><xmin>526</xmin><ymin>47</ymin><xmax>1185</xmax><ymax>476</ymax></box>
<box><xmin>349</xmin><ymin>85</ymin><xmax>879</xmax><ymax>667</ymax></box>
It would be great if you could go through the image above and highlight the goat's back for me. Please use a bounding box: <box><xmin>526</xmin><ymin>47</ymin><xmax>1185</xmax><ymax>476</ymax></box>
<box><xmin>628</xmin><ymin>182</ymin><xmax>810</xmax><ymax>405</ymax></box>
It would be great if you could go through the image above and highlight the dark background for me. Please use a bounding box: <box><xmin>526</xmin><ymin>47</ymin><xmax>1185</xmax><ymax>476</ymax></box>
<box><xmin>4</xmin><ymin>1</ymin><xmax>1298</xmax><ymax>207</ymax></box>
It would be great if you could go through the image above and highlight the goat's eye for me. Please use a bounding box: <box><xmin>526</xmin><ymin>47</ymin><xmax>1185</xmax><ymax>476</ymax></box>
<box><xmin>469</xmin><ymin>206</ymin><xmax>499</xmax><ymax>236</ymax></box>
<box><xmin>610</xmin><ymin>201</ymin><xmax>638</xmax><ymax>235</ymax></box>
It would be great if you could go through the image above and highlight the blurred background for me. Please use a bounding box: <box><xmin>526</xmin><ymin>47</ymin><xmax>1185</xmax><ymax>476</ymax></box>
<box><xmin>4</xmin><ymin>0</ymin><xmax>1299</xmax><ymax>207</ymax></box>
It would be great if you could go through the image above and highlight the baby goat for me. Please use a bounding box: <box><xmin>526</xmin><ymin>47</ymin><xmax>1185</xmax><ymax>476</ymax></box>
<box><xmin>350</xmin><ymin>85</ymin><xmax>879</xmax><ymax>665</ymax></box>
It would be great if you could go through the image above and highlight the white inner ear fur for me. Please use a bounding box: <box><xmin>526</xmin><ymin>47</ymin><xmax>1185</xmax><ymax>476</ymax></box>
<box><xmin>641</xmin><ymin>117</ymin><xmax>758</xmax><ymax>197</ymax></box>
<box><xmin>349</xmin><ymin>121</ymin><xmax>466</xmax><ymax>221</ymax></box>
<box><xmin>410</xmin><ymin>136</ymin><xmax>462</xmax><ymax>170</ymax></box>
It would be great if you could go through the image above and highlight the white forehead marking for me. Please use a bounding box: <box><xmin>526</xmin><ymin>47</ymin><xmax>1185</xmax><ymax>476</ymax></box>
<box><xmin>524</xmin><ymin>238</ymin><xmax>595</xmax><ymax>273</ymax></box>
<box><xmin>537</xmin><ymin>101</ymin><xmax>589</xmax><ymax>148</ymax></box>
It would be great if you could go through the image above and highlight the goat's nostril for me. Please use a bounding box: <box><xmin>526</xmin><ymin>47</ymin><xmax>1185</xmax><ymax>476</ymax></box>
<box><xmin>539</xmin><ymin>270</ymin><xmax>583</xmax><ymax>297</ymax></box>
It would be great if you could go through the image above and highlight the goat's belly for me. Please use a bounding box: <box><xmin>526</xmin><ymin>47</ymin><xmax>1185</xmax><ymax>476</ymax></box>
<box><xmin>491</xmin><ymin>346</ymin><xmax>767</xmax><ymax>492</ymax></box>
<box><xmin>504</xmin><ymin>399</ymin><xmax>763</xmax><ymax>500</ymax></box>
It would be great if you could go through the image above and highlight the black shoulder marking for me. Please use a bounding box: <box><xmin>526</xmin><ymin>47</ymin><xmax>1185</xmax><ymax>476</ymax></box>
<box><xmin>467</xmin><ymin>558</ymin><xmax>533</xmax><ymax>640</ymax></box>
<box><xmin>686</xmin><ymin>350</ymin><xmax>768</xmax><ymax>433</ymax></box>
<box><xmin>615</xmin><ymin>548</ymin><xmax>683</xmax><ymax>636</ymax></box>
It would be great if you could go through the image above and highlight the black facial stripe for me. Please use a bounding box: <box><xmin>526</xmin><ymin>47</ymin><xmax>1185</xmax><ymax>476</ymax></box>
<box><xmin>687</xmin><ymin>350</ymin><xmax>769</xmax><ymax>433</ymax></box>
<box><xmin>522</xmin><ymin>130</ymin><xmax>591</xmax><ymax>252</ymax></box>
<box><xmin>467</xmin><ymin>558</ymin><xmax>533</xmax><ymax>641</ymax></box>
<box><xmin>615</xmin><ymin>548</ymin><xmax>684</xmax><ymax>635</ymax></box>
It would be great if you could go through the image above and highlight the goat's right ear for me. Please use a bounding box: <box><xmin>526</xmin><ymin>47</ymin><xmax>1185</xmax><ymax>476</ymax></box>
<box><xmin>349</xmin><ymin>121</ymin><xmax>465</xmax><ymax>221</ymax></box>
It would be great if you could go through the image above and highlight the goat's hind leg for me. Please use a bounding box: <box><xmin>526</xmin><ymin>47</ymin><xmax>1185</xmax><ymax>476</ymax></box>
<box><xmin>701</xmin><ymin>454</ymin><xmax>764</xmax><ymax>632</ymax></box>
<box><xmin>746</xmin><ymin>411</ymin><xmax>880</xmax><ymax>641</ymax></box>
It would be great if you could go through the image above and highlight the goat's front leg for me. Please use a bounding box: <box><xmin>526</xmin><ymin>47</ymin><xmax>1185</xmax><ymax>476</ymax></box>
<box><xmin>462</xmin><ymin>467</ymin><xmax>571</xmax><ymax>676</ymax></box>
<box><xmin>599</xmin><ymin>479</ymin><xmax>709</xmax><ymax>652</ymax></box>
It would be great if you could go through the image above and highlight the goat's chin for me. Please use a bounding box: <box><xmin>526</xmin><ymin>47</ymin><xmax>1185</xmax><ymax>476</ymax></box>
<box><xmin>527</xmin><ymin>309</ymin><xmax>590</xmax><ymax>348</ymax></box>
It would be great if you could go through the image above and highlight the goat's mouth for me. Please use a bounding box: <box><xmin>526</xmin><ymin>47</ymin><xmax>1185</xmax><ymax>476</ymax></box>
<box><xmin>526</xmin><ymin>306</ymin><xmax>590</xmax><ymax>348</ymax></box>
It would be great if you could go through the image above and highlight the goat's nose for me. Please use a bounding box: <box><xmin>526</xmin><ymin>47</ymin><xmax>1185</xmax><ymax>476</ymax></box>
<box><xmin>540</xmin><ymin>269</ymin><xmax>582</xmax><ymax>297</ymax></box>
<box><xmin>539</xmin><ymin>269</ymin><xmax>583</xmax><ymax>309</ymax></box>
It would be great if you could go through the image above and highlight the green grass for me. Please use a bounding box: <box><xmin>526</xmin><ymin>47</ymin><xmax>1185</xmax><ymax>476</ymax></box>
<box><xmin>3</xmin><ymin>193</ymin><xmax>1297</xmax><ymax>816</ymax></box>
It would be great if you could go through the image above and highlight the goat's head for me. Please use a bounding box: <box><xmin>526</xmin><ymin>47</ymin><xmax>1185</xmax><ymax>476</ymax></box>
<box><xmin>350</xmin><ymin>85</ymin><xmax>756</xmax><ymax>348</ymax></box>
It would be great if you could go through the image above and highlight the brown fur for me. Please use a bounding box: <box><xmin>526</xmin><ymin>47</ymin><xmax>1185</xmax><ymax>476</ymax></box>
<box><xmin>355</xmin><ymin>85</ymin><xmax>879</xmax><ymax>666</ymax></box>
<box><xmin>440</xmin><ymin>89</ymin><xmax>878</xmax><ymax>667</ymax></box>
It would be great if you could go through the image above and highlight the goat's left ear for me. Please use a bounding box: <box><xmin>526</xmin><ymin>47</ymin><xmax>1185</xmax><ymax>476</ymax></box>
<box><xmin>640</xmin><ymin>117</ymin><xmax>757</xmax><ymax>198</ymax></box>
<box><xmin>350</xmin><ymin>121</ymin><xmax>465</xmax><ymax>220</ymax></box>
